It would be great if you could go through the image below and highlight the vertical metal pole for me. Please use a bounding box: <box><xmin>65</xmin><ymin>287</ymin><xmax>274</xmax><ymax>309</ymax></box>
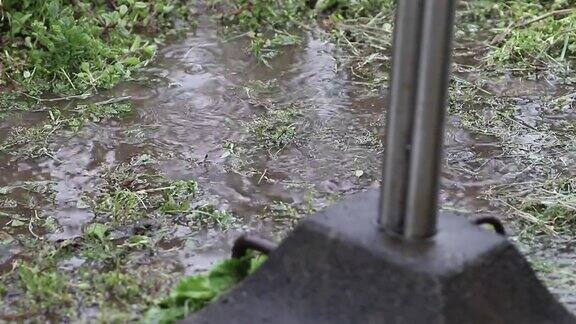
<box><xmin>404</xmin><ymin>0</ymin><xmax>457</xmax><ymax>239</ymax></box>
<box><xmin>379</xmin><ymin>0</ymin><xmax>424</xmax><ymax>234</ymax></box>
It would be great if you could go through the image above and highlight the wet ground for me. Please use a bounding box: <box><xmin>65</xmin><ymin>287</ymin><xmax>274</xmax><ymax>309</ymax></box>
<box><xmin>1</xmin><ymin>16</ymin><xmax>575</xmax><ymax>319</ymax></box>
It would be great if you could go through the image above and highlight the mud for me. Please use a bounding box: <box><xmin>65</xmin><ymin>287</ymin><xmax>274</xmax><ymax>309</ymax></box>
<box><xmin>0</xmin><ymin>16</ymin><xmax>575</xmax><ymax>318</ymax></box>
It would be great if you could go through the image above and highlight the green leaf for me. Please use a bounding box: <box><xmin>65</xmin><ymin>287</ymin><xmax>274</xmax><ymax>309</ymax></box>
<box><xmin>249</xmin><ymin>255</ymin><xmax>268</xmax><ymax>274</ymax></box>
<box><xmin>130</xmin><ymin>35</ymin><xmax>142</xmax><ymax>52</ymax></box>
<box><xmin>125</xmin><ymin>235</ymin><xmax>151</xmax><ymax>247</ymax></box>
<box><xmin>134</xmin><ymin>2</ymin><xmax>149</xmax><ymax>10</ymax></box>
<box><xmin>118</xmin><ymin>5</ymin><xmax>129</xmax><ymax>16</ymax></box>
<box><xmin>146</xmin><ymin>254</ymin><xmax>266</xmax><ymax>322</ymax></box>
<box><xmin>172</xmin><ymin>276</ymin><xmax>215</xmax><ymax>302</ymax></box>
<box><xmin>143</xmin><ymin>45</ymin><xmax>156</xmax><ymax>58</ymax></box>
<box><xmin>85</xmin><ymin>223</ymin><xmax>108</xmax><ymax>241</ymax></box>
<box><xmin>208</xmin><ymin>258</ymin><xmax>245</xmax><ymax>291</ymax></box>
<box><xmin>123</xmin><ymin>56</ymin><xmax>141</xmax><ymax>66</ymax></box>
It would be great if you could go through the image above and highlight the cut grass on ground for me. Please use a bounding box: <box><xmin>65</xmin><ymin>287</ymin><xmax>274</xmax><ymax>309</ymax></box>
<box><xmin>0</xmin><ymin>0</ymin><xmax>194</xmax><ymax>95</ymax></box>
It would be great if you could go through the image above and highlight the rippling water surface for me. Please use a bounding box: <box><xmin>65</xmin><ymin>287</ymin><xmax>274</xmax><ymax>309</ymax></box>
<box><xmin>1</xmin><ymin>16</ymin><xmax>575</xmax><ymax>312</ymax></box>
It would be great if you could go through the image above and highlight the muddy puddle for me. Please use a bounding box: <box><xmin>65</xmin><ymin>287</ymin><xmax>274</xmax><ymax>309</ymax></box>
<box><xmin>1</xmin><ymin>16</ymin><xmax>575</xmax><ymax>318</ymax></box>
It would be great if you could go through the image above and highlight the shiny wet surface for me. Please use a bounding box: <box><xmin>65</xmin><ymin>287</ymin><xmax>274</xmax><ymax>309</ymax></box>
<box><xmin>1</xmin><ymin>16</ymin><xmax>575</xmax><ymax>315</ymax></box>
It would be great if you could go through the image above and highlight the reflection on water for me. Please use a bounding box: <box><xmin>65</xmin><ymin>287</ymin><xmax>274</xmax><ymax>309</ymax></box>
<box><xmin>0</xmin><ymin>16</ymin><xmax>574</xmax><ymax>312</ymax></box>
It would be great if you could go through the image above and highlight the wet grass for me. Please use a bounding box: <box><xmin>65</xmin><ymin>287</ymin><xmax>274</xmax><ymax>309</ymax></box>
<box><xmin>216</xmin><ymin>0</ymin><xmax>576</xmax><ymax>85</ymax></box>
<box><xmin>1</xmin><ymin>0</ymin><xmax>194</xmax><ymax>95</ymax></box>
<box><xmin>530</xmin><ymin>256</ymin><xmax>576</xmax><ymax>297</ymax></box>
<box><xmin>0</xmin><ymin>99</ymin><xmax>134</xmax><ymax>160</ymax></box>
<box><xmin>222</xmin><ymin>98</ymin><xmax>311</xmax><ymax>176</ymax></box>
<box><xmin>0</xmin><ymin>92</ymin><xmax>38</xmax><ymax>116</ymax></box>
<box><xmin>516</xmin><ymin>178</ymin><xmax>576</xmax><ymax>236</ymax></box>
<box><xmin>319</xmin><ymin>0</ymin><xmax>394</xmax><ymax>87</ymax></box>
<box><xmin>266</xmin><ymin>200</ymin><xmax>308</xmax><ymax>232</ymax></box>
<box><xmin>246</xmin><ymin>105</ymin><xmax>302</xmax><ymax>153</ymax></box>
<box><xmin>0</xmin><ymin>153</ymin><xmax>238</xmax><ymax>322</ymax></box>
<box><xmin>2</xmin><ymin>0</ymin><xmax>576</xmax><ymax>320</ymax></box>
<box><xmin>145</xmin><ymin>254</ymin><xmax>266</xmax><ymax>323</ymax></box>
<box><xmin>448</xmin><ymin>80</ymin><xmax>576</xmax><ymax>236</ymax></box>
<box><xmin>240</xmin><ymin>80</ymin><xmax>304</xmax><ymax>154</ymax></box>
<box><xmin>19</xmin><ymin>264</ymin><xmax>71</xmax><ymax>307</ymax></box>
<box><xmin>461</xmin><ymin>1</ymin><xmax>576</xmax><ymax>73</ymax></box>
<box><xmin>0</xmin><ymin>181</ymin><xmax>59</xmax><ymax>238</ymax></box>
<box><xmin>0</xmin><ymin>241</ymin><xmax>183</xmax><ymax>321</ymax></box>
<box><xmin>88</xmin><ymin>155</ymin><xmax>233</xmax><ymax>228</ymax></box>
<box><xmin>212</xmin><ymin>0</ymin><xmax>311</xmax><ymax>65</ymax></box>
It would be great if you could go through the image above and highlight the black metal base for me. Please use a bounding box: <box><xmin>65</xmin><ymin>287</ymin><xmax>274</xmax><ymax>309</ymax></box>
<box><xmin>183</xmin><ymin>190</ymin><xmax>574</xmax><ymax>324</ymax></box>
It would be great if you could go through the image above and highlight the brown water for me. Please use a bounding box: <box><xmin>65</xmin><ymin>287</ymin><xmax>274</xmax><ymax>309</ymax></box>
<box><xmin>1</xmin><ymin>17</ymin><xmax>575</xmax><ymax>314</ymax></box>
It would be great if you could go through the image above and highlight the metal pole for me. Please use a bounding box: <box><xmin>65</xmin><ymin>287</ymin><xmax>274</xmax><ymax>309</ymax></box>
<box><xmin>404</xmin><ymin>0</ymin><xmax>457</xmax><ymax>239</ymax></box>
<box><xmin>379</xmin><ymin>0</ymin><xmax>424</xmax><ymax>234</ymax></box>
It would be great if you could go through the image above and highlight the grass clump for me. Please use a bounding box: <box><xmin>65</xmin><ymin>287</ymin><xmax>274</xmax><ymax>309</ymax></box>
<box><xmin>0</xmin><ymin>91</ymin><xmax>38</xmax><ymax>113</ymax></box>
<box><xmin>186</xmin><ymin>205</ymin><xmax>233</xmax><ymax>230</ymax></box>
<box><xmin>318</xmin><ymin>0</ymin><xmax>395</xmax><ymax>86</ymax></box>
<box><xmin>516</xmin><ymin>178</ymin><xmax>576</xmax><ymax>236</ymax></box>
<box><xmin>462</xmin><ymin>0</ymin><xmax>576</xmax><ymax>72</ymax></box>
<box><xmin>0</xmin><ymin>217</ymin><xmax>169</xmax><ymax>321</ymax></box>
<box><xmin>144</xmin><ymin>254</ymin><xmax>266</xmax><ymax>324</ymax></box>
<box><xmin>0</xmin><ymin>0</ymin><xmax>192</xmax><ymax>95</ymax></box>
<box><xmin>0</xmin><ymin>124</ymin><xmax>57</xmax><ymax>159</ymax></box>
<box><xmin>93</xmin><ymin>271</ymin><xmax>141</xmax><ymax>303</ymax></box>
<box><xmin>18</xmin><ymin>263</ymin><xmax>72</xmax><ymax>310</ymax></box>
<box><xmin>269</xmin><ymin>200</ymin><xmax>301</xmax><ymax>219</ymax></box>
<box><xmin>98</xmin><ymin>189</ymin><xmax>146</xmax><ymax>220</ymax></box>
<box><xmin>81</xmin><ymin>223</ymin><xmax>126</xmax><ymax>264</ymax></box>
<box><xmin>243</xmin><ymin>79</ymin><xmax>279</xmax><ymax>98</ymax></box>
<box><xmin>213</xmin><ymin>0</ymin><xmax>394</xmax><ymax>68</ymax></box>
<box><xmin>158</xmin><ymin>180</ymin><xmax>199</xmax><ymax>214</ymax></box>
<box><xmin>245</xmin><ymin>105</ymin><xmax>303</xmax><ymax>154</ymax></box>
<box><xmin>0</xmin><ymin>100</ymin><xmax>134</xmax><ymax>159</ymax></box>
<box><xmin>490</xmin><ymin>4</ymin><xmax>576</xmax><ymax>70</ymax></box>
<box><xmin>449</xmin><ymin>82</ymin><xmax>576</xmax><ymax>236</ymax></box>
<box><xmin>90</xmin><ymin>156</ymin><xmax>233</xmax><ymax>229</ymax></box>
<box><xmin>66</xmin><ymin>101</ymin><xmax>133</xmax><ymax>131</ymax></box>
<box><xmin>214</xmin><ymin>0</ymin><xmax>311</xmax><ymax>64</ymax></box>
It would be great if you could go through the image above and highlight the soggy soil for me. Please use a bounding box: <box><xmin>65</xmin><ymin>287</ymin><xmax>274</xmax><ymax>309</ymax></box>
<box><xmin>1</xmin><ymin>15</ymin><xmax>575</xmax><ymax>320</ymax></box>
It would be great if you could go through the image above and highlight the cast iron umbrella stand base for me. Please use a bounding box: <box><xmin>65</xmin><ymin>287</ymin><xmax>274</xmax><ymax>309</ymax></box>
<box><xmin>183</xmin><ymin>190</ymin><xmax>573</xmax><ymax>324</ymax></box>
